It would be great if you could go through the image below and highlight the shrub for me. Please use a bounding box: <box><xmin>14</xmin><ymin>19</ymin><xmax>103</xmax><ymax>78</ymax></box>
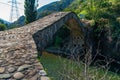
<box><xmin>0</xmin><ymin>24</ymin><xmax>7</xmax><ymax>31</ymax></box>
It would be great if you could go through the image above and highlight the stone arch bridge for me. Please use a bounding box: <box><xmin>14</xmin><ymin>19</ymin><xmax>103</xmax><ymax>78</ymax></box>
<box><xmin>0</xmin><ymin>12</ymin><xmax>85</xmax><ymax>80</ymax></box>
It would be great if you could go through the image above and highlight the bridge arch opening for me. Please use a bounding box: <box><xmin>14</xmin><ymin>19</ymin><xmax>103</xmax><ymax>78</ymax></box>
<box><xmin>51</xmin><ymin>24</ymin><xmax>71</xmax><ymax>48</ymax></box>
<box><xmin>33</xmin><ymin>13</ymin><xmax>85</xmax><ymax>57</ymax></box>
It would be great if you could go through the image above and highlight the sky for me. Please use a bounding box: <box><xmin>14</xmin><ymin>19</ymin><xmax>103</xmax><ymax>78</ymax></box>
<box><xmin>0</xmin><ymin>0</ymin><xmax>59</xmax><ymax>22</ymax></box>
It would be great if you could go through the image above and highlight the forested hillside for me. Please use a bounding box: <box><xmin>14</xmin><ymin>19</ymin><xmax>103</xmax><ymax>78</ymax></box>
<box><xmin>65</xmin><ymin>0</ymin><xmax>120</xmax><ymax>39</ymax></box>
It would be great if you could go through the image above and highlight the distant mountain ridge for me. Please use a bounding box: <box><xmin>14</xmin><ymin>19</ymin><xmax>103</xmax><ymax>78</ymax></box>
<box><xmin>9</xmin><ymin>16</ymin><xmax>25</xmax><ymax>28</ymax></box>
<box><xmin>0</xmin><ymin>0</ymin><xmax>74</xmax><ymax>28</ymax></box>
<box><xmin>37</xmin><ymin>0</ymin><xmax>74</xmax><ymax>18</ymax></box>
<box><xmin>0</xmin><ymin>18</ymin><xmax>10</xmax><ymax>25</ymax></box>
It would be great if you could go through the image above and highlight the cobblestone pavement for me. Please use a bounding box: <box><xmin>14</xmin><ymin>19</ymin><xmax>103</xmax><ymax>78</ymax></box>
<box><xmin>0</xmin><ymin>12</ymin><xmax>83</xmax><ymax>80</ymax></box>
<box><xmin>0</xmin><ymin>39</ymin><xmax>50</xmax><ymax>80</ymax></box>
<box><xmin>0</xmin><ymin>12</ymin><xmax>71</xmax><ymax>80</ymax></box>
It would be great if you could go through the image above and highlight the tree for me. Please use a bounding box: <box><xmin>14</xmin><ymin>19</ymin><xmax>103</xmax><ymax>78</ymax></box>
<box><xmin>24</xmin><ymin>0</ymin><xmax>37</xmax><ymax>24</ymax></box>
<box><xmin>0</xmin><ymin>24</ymin><xmax>7</xmax><ymax>31</ymax></box>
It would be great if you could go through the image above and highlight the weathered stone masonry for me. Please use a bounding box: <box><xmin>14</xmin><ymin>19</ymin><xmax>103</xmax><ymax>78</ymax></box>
<box><xmin>33</xmin><ymin>12</ymin><xmax>85</xmax><ymax>56</ymax></box>
<box><xmin>0</xmin><ymin>12</ymin><xmax>85</xmax><ymax>80</ymax></box>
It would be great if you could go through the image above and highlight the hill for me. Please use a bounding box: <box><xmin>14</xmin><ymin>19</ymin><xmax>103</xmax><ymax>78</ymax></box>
<box><xmin>9</xmin><ymin>16</ymin><xmax>25</xmax><ymax>29</ymax></box>
<box><xmin>5</xmin><ymin>0</ymin><xmax>73</xmax><ymax>28</ymax></box>
<box><xmin>37</xmin><ymin>0</ymin><xmax>73</xmax><ymax>19</ymax></box>
<box><xmin>0</xmin><ymin>18</ymin><xmax>10</xmax><ymax>28</ymax></box>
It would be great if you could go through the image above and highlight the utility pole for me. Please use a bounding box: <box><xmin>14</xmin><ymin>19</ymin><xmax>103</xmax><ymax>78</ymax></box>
<box><xmin>8</xmin><ymin>0</ymin><xmax>20</xmax><ymax>22</ymax></box>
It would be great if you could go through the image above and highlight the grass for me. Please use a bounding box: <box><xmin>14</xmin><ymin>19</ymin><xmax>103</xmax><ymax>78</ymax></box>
<box><xmin>40</xmin><ymin>51</ymin><xmax>120</xmax><ymax>80</ymax></box>
<box><xmin>40</xmin><ymin>52</ymin><xmax>64</xmax><ymax>80</ymax></box>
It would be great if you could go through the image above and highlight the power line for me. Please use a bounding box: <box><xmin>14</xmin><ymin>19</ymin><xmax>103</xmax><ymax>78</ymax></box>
<box><xmin>0</xmin><ymin>1</ymin><xmax>24</xmax><ymax>10</ymax></box>
<box><xmin>0</xmin><ymin>0</ymin><xmax>39</xmax><ymax>21</ymax></box>
<box><xmin>0</xmin><ymin>2</ymin><xmax>11</xmax><ymax>6</ymax></box>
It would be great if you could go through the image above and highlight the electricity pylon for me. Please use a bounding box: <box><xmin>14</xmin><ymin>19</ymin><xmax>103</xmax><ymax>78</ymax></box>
<box><xmin>8</xmin><ymin>0</ymin><xmax>20</xmax><ymax>22</ymax></box>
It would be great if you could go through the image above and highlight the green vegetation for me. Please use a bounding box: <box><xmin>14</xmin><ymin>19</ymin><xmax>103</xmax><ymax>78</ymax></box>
<box><xmin>24</xmin><ymin>0</ymin><xmax>37</xmax><ymax>24</ymax></box>
<box><xmin>40</xmin><ymin>52</ymin><xmax>120</xmax><ymax>80</ymax></box>
<box><xmin>0</xmin><ymin>24</ymin><xmax>7</xmax><ymax>31</ymax></box>
<box><xmin>64</xmin><ymin>0</ymin><xmax>120</xmax><ymax>39</ymax></box>
<box><xmin>53</xmin><ymin>25</ymin><xmax>70</xmax><ymax>48</ymax></box>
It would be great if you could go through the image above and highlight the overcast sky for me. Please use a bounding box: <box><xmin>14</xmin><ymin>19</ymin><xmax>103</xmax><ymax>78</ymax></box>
<box><xmin>0</xmin><ymin>0</ymin><xmax>59</xmax><ymax>22</ymax></box>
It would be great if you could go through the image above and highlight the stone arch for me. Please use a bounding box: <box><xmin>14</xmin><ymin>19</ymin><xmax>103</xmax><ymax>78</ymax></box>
<box><xmin>33</xmin><ymin>12</ymin><xmax>85</xmax><ymax>57</ymax></box>
<box><xmin>0</xmin><ymin>12</ymin><xmax>86</xmax><ymax>79</ymax></box>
